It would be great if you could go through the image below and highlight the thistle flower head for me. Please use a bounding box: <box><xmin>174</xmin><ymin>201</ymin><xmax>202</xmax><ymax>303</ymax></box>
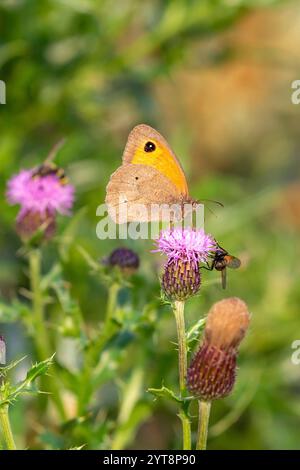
<box><xmin>154</xmin><ymin>228</ymin><xmax>215</xmax><ymax>301</ymax></box>
<box><xmin>6</xmin><ymin>169</ymin><xmax>74</xmax><ymax>218</ymax></box>
<box><xmin>6</xmin><ymin>167</ymin><xmax>74</xmax><ymax>241</ymax></box>
<box><xmin>187</xmin><ymin>297</ymin><xmax>250</xmax><ymax>401</ymax></box>
<box><xmin>154</xmin><ymin>228</ymin><xmax>216</xmax><ymax>264</ymax></box>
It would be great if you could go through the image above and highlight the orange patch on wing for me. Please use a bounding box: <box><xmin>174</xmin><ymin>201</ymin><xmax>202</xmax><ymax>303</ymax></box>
<box><xmin>131</xmin><ymin>139</ymin><xmax>188</xmax><ymax>196</ymax></box>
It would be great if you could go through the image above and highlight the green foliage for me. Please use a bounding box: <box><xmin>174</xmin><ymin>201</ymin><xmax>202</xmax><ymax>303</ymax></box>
<box><xmin>0</xmin><ymin>356</ymin><xmax>54</xmax><ymax>407</ymax></box>
<box><xmin>0</xmin><ymin>0</ymin><xmax>298</xmax><ymax>451</ymax></box>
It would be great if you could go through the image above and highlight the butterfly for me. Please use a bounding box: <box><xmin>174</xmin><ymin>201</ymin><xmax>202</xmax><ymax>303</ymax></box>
<box><xmin>105</xmin><ymin>124</ymin><xmax>194</xmax><ymax>223</ymax></box>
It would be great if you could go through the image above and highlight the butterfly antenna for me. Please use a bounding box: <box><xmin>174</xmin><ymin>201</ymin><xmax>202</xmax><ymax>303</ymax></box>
<box><xmin>44</xmin><ymin>138</ymin><xmax>66</xmax><ymax>164</ymax></box>
<box><xmin>193</xmin><ymin>198</ymin><xmax>224</xmax><ymax>218</ymax></box>
<box><xmin>198</xmin><ymin>199</ymin><xmax>224</xmax><ymax>208</ymax></box>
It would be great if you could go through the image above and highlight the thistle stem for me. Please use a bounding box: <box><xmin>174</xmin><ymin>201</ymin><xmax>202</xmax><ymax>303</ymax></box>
<box><xmin>29</xmin><ymin>249</ymin><xmax>66</xmax><ymax>421</ymax></box>
<box><xmin>0</xmin><ymin>403</ymin><xmax>16</xmax><ymax>450</ymax></box>
<box><xmin>173</xmin><ymin>300</ymin><xmax>191</xmax><ymax>450</ymax></box>
<box><xmin>173</xmin><ymin>301</ymin><xmax>187</xmax><ymax>395</ymax></box>
<box><xmin>196</xmin><ymin>400</ymin><xmax>211</xmax><ymax>450</ymax></box>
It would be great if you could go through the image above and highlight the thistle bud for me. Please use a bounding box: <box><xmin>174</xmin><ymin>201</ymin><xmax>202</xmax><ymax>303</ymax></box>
<box><xmin>153</xmin><ymin>228</ymin><xmax>216</xmax><ymax>301</ymax></box>
<box><xmin>105</xmin><ymin>247</ymin><xmax>140</xmax><ymax>274</ymax></box>
<box><xmin>162</xmin><ymin>259</ymin><xmax>201</xmax><ymax>301</ymax></box>
<box><xmin>187</xmin><ymin>297</ymin><xmax>250</xmax><ymax>401</ymax></box>
<box><xmin>16</xmin><ymin>209</ymin><xmax>56</xmax><ymax>241</ymax></box>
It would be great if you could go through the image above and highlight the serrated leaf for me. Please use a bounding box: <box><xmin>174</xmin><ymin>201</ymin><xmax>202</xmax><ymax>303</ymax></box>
<box><xmin>0</xmin><ymin>356</ymin><xmax>26</xmax><ymax>378</ymax></box>
<box><xmin>0</xmin><ymin>355</ymin><xmax>54</xmax><ymax>407</ymax></box>
<box><xmin>186</xmin><ymin>317</ymin><xmax>206</xmax><ymax>345</ymax></box>
<box><xmin>148</xmin><ymin>386</ymin><xmax>183</xmax><ymax>404</ymax></box>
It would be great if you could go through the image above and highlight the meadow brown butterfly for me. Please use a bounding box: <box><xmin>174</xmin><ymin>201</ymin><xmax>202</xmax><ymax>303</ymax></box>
<box><xmin>105</xmin><ymin>124</ymin><xmax>194</xmax><ymax>223</ymax></box>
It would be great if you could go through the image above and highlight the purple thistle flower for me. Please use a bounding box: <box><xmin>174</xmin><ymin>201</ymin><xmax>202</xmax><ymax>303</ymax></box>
<box><xmin>6</xmin><ymin>168</ymin><xmax>74</xmax><ymax>241</ymax></box>
<box><xmin>6</xmin><ymin>169</ymin><xmax>74</xmax><ymax>219</ymax></box>
<box><xmin>154</xmin><ymin>228</ymin><xmax>216</xmax><ymax>264</ymax></box>
<box><xmin>154</xmin><ymin>228</ymin><xmax>216</xmax><ymax>301</ymax></box>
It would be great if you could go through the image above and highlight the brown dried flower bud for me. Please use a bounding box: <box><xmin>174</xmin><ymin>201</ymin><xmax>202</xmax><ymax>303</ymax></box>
<box><xmin>205</xmin><ymin>297</ymin><xmax>250</xmax><ymax>351</ymax></box>
<box><xmin>187</xmin><ymin>297</ymin><xmax>250</xmax><ymax>401</ymax></box>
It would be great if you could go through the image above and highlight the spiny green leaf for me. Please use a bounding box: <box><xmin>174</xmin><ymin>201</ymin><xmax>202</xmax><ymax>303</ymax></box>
<box><xmin>0</xmin><ymin>356</ymin><xmax>27</xmax><ymax>378</ymax></box>
<box><xmin>148</xmin><ymin>385</ymin><xmax>183</xmax><ymax>404</ymax></box>
<box><xmin>0</xmin><ymin>355</ymin><xmax>54</xmax><ymax>407</ymax></box>
<box><xmin>186</xmin><ymin>317</ymin><xmax>206</xmax><ymax>345</ymax></box>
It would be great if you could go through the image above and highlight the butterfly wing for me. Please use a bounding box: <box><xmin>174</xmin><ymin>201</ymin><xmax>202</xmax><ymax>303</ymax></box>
<box><xmin>105</xmin><ymin>164</ymin><xmax>183</xmax><ymax>223</ymax></box>
<box><xmin>122</xmin><ymin>124</ymin><xmax>189</xmax><ymax>198</ymax></box>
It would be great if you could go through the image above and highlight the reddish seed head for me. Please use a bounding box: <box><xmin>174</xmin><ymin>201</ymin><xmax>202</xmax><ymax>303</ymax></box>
<box><xmin>187</xmin><ymin>297</ymin><xmax>250</xmax><ymax>401</ymax></box>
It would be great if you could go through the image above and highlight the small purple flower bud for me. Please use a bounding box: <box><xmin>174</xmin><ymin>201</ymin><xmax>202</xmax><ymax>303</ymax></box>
<box><xmin>187</xmin><ymin>298</ymin><xmax>250</xmax><ymax>401</ymax></box>
<box><xmin>105</xmin><ymin>247</ymin><xmax>140</xmax><ymax>274</ymax></box>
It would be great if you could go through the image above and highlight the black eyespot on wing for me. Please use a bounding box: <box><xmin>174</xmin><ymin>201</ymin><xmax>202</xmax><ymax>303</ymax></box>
<box><xmin>144</xmin><ymin>141</ymin><xmax>156</xmax><ymax>152</ymax></box>
<box><xmin>135</xmin><ymin>176</ymin><xmax>139</xmax><ymax>180</ymax></box>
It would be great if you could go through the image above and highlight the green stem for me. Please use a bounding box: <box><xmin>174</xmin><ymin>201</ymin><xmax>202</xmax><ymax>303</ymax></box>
<box><xmin>29</xmin><ymin>249</ymin><xmax>66</xmax><ymax>421</ymax></box>
<box><xmin>0</xmin><ymin>403</ymin><xmax>16</xmax><ymax>450</ymax></box>
<box><xmin>77</xmin><ymin>283</ymin><xmax>120</xmax><ymax>415</ymax></box>
<box><xmin>29</xmin><ymin>250</ymin><xmax>49</xmax><ymax>361</ymax></box>
<box><xmin>173</xmin><ymin>300</ymin><xmax>191</xmax><ymax>450</ymax></box>
<box><xmin>178</xmin><ymin>409</ymin><xmax>192</xmax><ymax>451</ymax></box>
<box><xmin>173</xmin><ymin>301</ymin><xmax>187</xmax><ymax>395</ymax></box>
<box><xmin>196</xmin><ymin>400</ymin><xmax>211</xmax><ymax>450</ymax></box>
<box><xmin>90</xmin><ymin>282</ymin><xmax>120</xmax><ymax>364</ymax></box>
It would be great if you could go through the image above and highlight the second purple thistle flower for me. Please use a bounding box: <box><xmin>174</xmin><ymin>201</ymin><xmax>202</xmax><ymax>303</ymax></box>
<box><xmin>154</xmin><ymin>228</ymin><xmax>216</xmax><ymax>301</ymax></box>
<box><xmin>6</xmin><ymin>167</ymin><xmax>75</xmax><ymax>241</ymax></box>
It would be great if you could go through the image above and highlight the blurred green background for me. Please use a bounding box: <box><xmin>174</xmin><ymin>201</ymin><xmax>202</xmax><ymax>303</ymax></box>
<box><xmin>1</xmin><ymin>0</ymin><xmax>300</xmax><ymax>450</ymax></box>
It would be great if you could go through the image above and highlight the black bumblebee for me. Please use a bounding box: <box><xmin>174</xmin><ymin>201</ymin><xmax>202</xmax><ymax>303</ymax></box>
<box><xmin>32</xmin><ymin>161</ymin><xmax>68</xmax><ymax>185</ymax></box>
<box><xmin>31</xmin><ymin>139</ymin><xmax>68</xmax><ymax>185</ymax></box>
<box><xmin>206</xmin><ymin>243</ymin><xmax>241</xmax><ymax>289</ymax></box>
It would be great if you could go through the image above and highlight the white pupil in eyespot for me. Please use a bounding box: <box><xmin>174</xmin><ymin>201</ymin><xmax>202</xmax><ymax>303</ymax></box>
<box><xmin>144</xmin><ymin>141</ymin><xmax>156</xmax><ymax>152</ymax></box>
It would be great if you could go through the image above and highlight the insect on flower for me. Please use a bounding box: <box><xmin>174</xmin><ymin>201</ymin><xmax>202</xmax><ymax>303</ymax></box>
<box><xmin>31</xmin><ymin>138</ymin><xmax>68</xmax><ymax>185</ymax></box>
<box><xmin>205</xmin><ymin>242</ymin><xmax>241</xmax><ymax>289</ymax></box>
<box><xmin>6</xmin><ymin>138</ymin><xmax>74</xmax><ymax>241</ymax></box>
